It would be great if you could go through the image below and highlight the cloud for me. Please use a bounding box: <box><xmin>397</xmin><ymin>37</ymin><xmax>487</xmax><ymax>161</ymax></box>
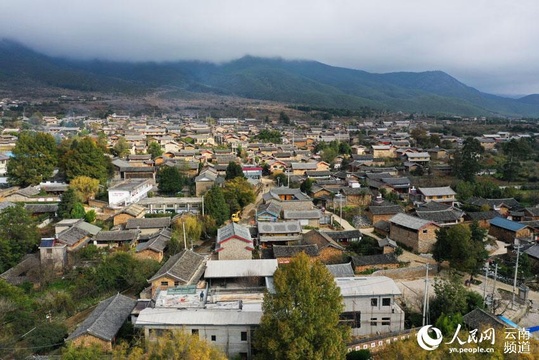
<box><xmin>1</xmin><ymin>0</ymin><xmax>539</xmax><ymax>94</ymax></box>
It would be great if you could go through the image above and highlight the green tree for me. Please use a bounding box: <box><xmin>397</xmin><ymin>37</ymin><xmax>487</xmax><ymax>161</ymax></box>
<box><xmin>204</xmin><ymin>186</ymin><xmax>230</xmax><ymax>226</ymax></box>
<box><xmin>451</xmin><ymin>137</ymin><xmax>483</xmax><ymax>183</ymax></box>
<box><xmin>430</xmin><ymin>274</ymin><xmax>484</xmax><ymax>324</ymax></box>
<box><xmin>71</xmin><ymin>202</ymin><xmax>86</xmax><ymax>219</ymax></box>
<box><xmin>61</xmin><ymin>137</ymin><xmax>112</xmax><ymax>184</ymax></box>
<box><xmin>222</xmin><ymin>177</ymin><xmax>256</xmax><ymax>214</ymax></box>
<box><xmin>255</xmin><ymin>129</ymin><xmax>283</xmax><ymax>144</ymax></box>
<box><xmin>58</xmin><ymin>188</ymin><xmax>83</xmax><ymax>219</ymax></box>
<box><xmin>300</xmin><ymin>178</ymin><xmax>314</xmax><ymax>194</ymax></box>
<box><xmin>0</xmin><ymin>204</ymin><xmax>40</xmax><ymax>273</ymax></box>
<box><xmin>432</xmin><ymin>224</ymin><xmax>488</xmax><ymax>276</ymax></box>
<box><xmin>157</xmin><ymin>166</ymin><xmax>187</xmax><ymax>195</ymax></box>
<box><xmin>321</xmin><ymin>147</ymin><xmax>338</xmax><ymax>164</ymax></box>
<box><xmin>7</xmin><ymin>131</ymin><xmax>58</xmax><ymax>186</ymax></box>
<box><xmin>279</xmin><ymin>111</ymin><xmax>290</xmax><ymax>125</ymax></box>
<box><xmin>225</xmin><ymin>161</ymin><xmax>244</xmax><ymax>180</ymax></box>
<box><xmin>254</xmin><ymin>252</ymin><xmax>349</xmax><ymax>359</ymax></box>
<box><xmin>147</xmin><ymin>141</ymin><xmax>163</xmax><ymax>159</ymax></box>
<box><xmin>112</xmin><ymin>136</ymin><xmax>131</xmax><ymax>158</ymax></box>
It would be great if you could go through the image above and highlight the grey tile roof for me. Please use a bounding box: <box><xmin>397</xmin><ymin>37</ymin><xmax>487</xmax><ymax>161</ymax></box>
<box><xmin>326</xmin><ymin>262</ymin><xmax>355</xmax><ymax>277</ymax></box>
<box><xmin>416</xmin><ymin>208</ymin><xmax>464</xmax><ymax>223</ymax></box>
<box><xmin>524</xmin><ymin>207</ymin><xmax>539</xmax><ymax>216</ymax></box>
<box><xmin>57</xmin><ymin>226</ymin><xmax>90</xmax><ymax>246</ymax></box>
<box><xmin>126</xmin><ymin>217</ymin><xmax>171</xmax><ymax>230</ymax></box>
<box><xmin>66</xmin><ymin>293</ymin><xmax>136</xmax><ymax>342</ymax></box>
<box><xmin>324</xmin><ymin>230</ymin><xmax>362</xmax><ymax>241</ymax></box>
<box><xmin>217</xmin><ymin>223</ymin><xmax>252</xmax><ymax>244</ymax></box>
<box><xmin>390</xmin><ymin>213</ymin><xmax>437</xmax><ymax>230</ymax></box>
<box><xmin>418</xmin><ymin>186</ymin><xmax>456</xmax><ymax>197</ymax></box>
<box><xmin>24</xmin><ymin>203</ymin><xmax>58</xmax><ymax>213</ymax></box>
<box><xmin>258</xmin><ymin>221</ymin><xmax>302</xmax><ymax>234</ymax></box>
<box><xmin>122</xmin><ymin>203</ymin><xmax>146</xmax><ymax>217</ymax></box>
<box><xmin>462</xmin><ymin>308</ymin><xmax>505</xmax><ymax>330</ymax></box>
<box><xmin>148</xmin><ymin>250</ymin><xmax>205</xmax><ymax>284</ymax></box>
<box><xmin>351</xmin><ymin>253</ymin><xmax>399</xmax><ymax>267</ymax></box>
<box><xmin>257</xmin><ymin>202</ymin><xmax>282</xmax><ymax>217</ymax></box>
<box><xmin>368</xmin><ymin>205</ymin><xmax>403</xmax><ymax>215</ymax></box>
<box><xmin>273</xmin><ymin>244</ymin><xmax>319</xmax><ymax>258</ymax></box>
<box><xmin>136</xmin><ymin>229</ymin><xmax>171</xmax><ymax>253</ymax></box>
<box><xmin>94</xmin><ymin>230</ymin><xmax>140</xmax><ymax>242</ymax></box>
<box><xmin>465</xmin><ymin>211</ymin><xmax>500</xmax><ymax>221</ymax></box>
<box><xmin>282</xmin><ymin>209</ymin><xmax>321</xmax><ymax>220</ymax></box>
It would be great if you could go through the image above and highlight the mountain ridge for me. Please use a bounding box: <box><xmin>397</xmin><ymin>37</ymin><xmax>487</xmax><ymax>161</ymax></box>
<box><xmin>1</xmin><ymin>39</ymin><xmax>539</xmax><ymax>116</ymax></box>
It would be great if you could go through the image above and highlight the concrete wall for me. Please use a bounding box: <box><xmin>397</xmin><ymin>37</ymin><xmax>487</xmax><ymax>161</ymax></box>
<box><xmin>145</xmin><ymin>326</ymin><xmax>254</xmax><ymax>359</ymax></box>
<box><xmin>342</xmin><ymin>295</ymin><xmax>404</xmax><ymax>337</ymax></box>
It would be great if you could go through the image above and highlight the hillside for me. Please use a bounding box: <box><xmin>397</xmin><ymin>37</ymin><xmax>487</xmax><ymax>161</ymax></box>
<box><xmin>2</xmin><ymin>40</ymin><xmax>539</xmax><ymax>116</ymax></box>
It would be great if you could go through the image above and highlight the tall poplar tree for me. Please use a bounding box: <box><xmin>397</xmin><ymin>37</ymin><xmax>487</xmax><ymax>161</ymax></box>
<box><xmin>254</xmin><ymin>252</ymin><xmax>349</xmax><ymax>359</ymax></box>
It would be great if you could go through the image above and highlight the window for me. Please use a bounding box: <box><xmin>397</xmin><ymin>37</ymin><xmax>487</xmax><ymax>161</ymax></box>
<box><xmin>174</xmin><ymin>281</ymin><xmax>180</xmax><ymax>287</ymax></box>
<box><xmin>422</xmin><ymin>229</ymin><xmax>428</xmax><ymax>234</ymax></box>
<box><xmin>340</xmin><ymin>311</ymin><xmax>361</xmax><ymax>328</ymax></box>
<box><xmin>382</xmin><ymin>298</ymin><xmax>391</xmax><ymax>306</ymax></box>
<box><xmin>370</xmin><ymin>317</ymin><xmax>377</xmax><ymax>326</ymax></box>
<box><xmin>160</xmin><ymin>281</ymin><xmax>168</xmax><ymax>286</ymax></box>
<box><xmin>382</xmin><ymin>317</ymin><xmax>391</xmax><ymax>326</ymax></box>
<box><xmin>192</xmin><ymin>329</ymin><xmax>199</xmax><ymax>335</ymax></box>
<box><xmin>46</xmin><ymin>248</ymin><xmax>53</xmax><ymax>254</ymax></box>
<box><xmin>211</xmin><ymin>335</ymin><xmax>216</xmax><ymax>341</ymax></box>
<box><xmin>371</xmin><ymin>298</ymin><xmax>378</xmax><ymax>307</ymax></box>
<box><xmin>241</xmin><ymin>331</ymin><xmax>247</xmax><ymax>341</ymax></box>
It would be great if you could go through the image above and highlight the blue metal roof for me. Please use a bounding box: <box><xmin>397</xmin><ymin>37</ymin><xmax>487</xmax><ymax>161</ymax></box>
<box><xmin>490</xmin><ymin>217</ymin><xmax>526</xmax><ymax>232</ymax></box>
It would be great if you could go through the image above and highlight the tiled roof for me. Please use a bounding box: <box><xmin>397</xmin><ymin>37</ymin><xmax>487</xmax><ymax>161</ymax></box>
<box><xmin>418</xmin><ymin>186</ymin><xmax>456</xmax><ymax>197</ymax></box>
<box><xmin>326</xmin><ymin>262</ymin><xmax>355</xmax><ymax>277</ymax></box>
<box><xmin>148</xmin><ymin>250</ymin><xmax>205</xmax><ymax>284</ymax></box>
<box><xmin>390</xmin><ymin>213</ymin><xmax>437</xmax><ymax>230</ymax></box>
<box><xmin>94</xmin><ymin>230</ymin><xmax>139</xmax><ymax>242</ymax></box>
<box><xmin>368</xmin><ymin>205</ymin><xmax>402</xmax><ymax>215</ymax></box>
<box><xmin>67</xmin><ymin>293</ymin><xmax>136</xmax><ymax>342</ymax></box>
<box><xmin>351</xmin><ymin>253</ymin><xmax>399</xmax><ymax>267</ymax></box>
<box><xmin>126</xmin><ymin>217</ymin><xmax>171</xmax><ymax>229</ymax></box>
<box><xmin>258</xmin><ymin>221</ymin><xmax>302</xmax><ymax>234</ymax></box>
<box><xmin>272</xmin><ymin>244</ymin><xmax>319</xmax><ymax>258</ymax></box>
<box><xmin>217</xmin><ymin>223</ymin><xmax>252</xmax><ymax>243</ymax></box>
<box><xmin>57</xmin><ymin>226</ymin><xmax>90</xmax><ymax>246</ymax></box>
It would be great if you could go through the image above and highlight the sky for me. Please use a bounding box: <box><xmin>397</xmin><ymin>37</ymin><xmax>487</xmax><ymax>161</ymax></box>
<box><xmin>1</xmin><ymin>0</ymin><xmax>539</xmax><ymax>96</ymax></box>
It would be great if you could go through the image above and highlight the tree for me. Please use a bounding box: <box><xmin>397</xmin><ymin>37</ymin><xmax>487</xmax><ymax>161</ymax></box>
<box><xmin>300</xmin><ymin>178</ymin><xmax>314</xmax><ymax>194</ymax></box>
<box><xmin>432</xmin><ymin>224</ymin><xmax>488</xmax><ymax>276</ymax></box>
<box><xmin>255</xmin><ymin>129</ymin><xmax>283</xmax><ymax>144</ymax></box>
<box><xmin>7</xmin><ymin>131</ymin><xmax>58</xmax><ymax>186</ymax></box>
<box><xmin>225</xmin><ymin>161</ymin><xmax>244</xmax><ymax>180</ymax></box>
<box><xmin>173</xmin><ymin>215</ymin><xmax>203</xmax><ymax>249</ymax></box>
<box><xmin>112</xmin><ymin>136</ymin><xmax>131</xmax><ymax>158</ymax></box>
<box><xmin>147</xmin><ymin>141</ymin><xmax>163</xmax><ymax>159</ymax></box>
<box><xmin>61</xmin><ymin>137</ymin><xmax>112</xmax><ymax>184</ymax></box>
<box><xmin>279</xmin><ymin>111</ymin><xmax>290</xmax><ymax>125</ymax></box>
<box><xmin>204</xmin><ymin>186</ymin><xmax>230</xmax><ymax>226</ymax></box>
<box><xmin>0</xmin><ymin>204</ymin><xmax>40</xmax><ymax>273</ymax></box>
<box><xmin>157</xmin><ymin>166</ymin><xmax>187</xmax><ymax>195</ymax></box>
<box><xmin>69</xmin><ymin>176</ymin><xmax>100</xmax><ymax>203</ymax></box>
<box><xmin>222</xmin><ymin>177</ymin><xmax>256</xmax><ymax>214</ymax></box>
<box><xmin>58</xmin><ymin>188</ymin><xmax>83</xmax><ymax>219</ymax></box>
<box><xmin>70</xmin><ymin>202</ymin><xmax>86</xmax><ymax>219</ymax></box>
<box><xmin>254</xmin><ymin>252</ymin><xmax>349</xmax><ymax>359</ymax></box>
<box><xmin>430</xmin><ymin>274</ymin><xmax>484</xmax><ymax>325</ymax></box>
<box><xmin>113</xmin><ymin>330</ymin><xmax>227</xmax><ymax>360</ymax></box>
<box><xmin>451</xmin><ymin>137</ymin><xmax>483</xmax><ymax>183</ymax></box>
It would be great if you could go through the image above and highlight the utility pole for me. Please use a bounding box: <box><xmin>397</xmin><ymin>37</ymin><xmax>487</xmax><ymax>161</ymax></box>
<box><xmin>512</xmin><ymin>244</ymin><xmax>522</xmax><ymax>309</ymax></box>
<box><xmin>492</xmin><ymin>262</ymin><xmax>498</xmax><ymax>312</ymax></box>
<box><xmin>183</xmin><ymin>222</ymin><xmax>187</xmax><ymax>250</ymax></box>
<box><xmin>422</xmin><ymin>264</ymin><xmax>430</xmax><ymax>326</ymax></box>
<box><xmin>483</xmin><ymin>264</ymin><xmax>489</xmax><ymax>302</ymax></box>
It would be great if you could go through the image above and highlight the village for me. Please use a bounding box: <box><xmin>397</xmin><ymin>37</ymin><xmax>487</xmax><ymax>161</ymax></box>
<box><xmin>0</xmin><ymin>103</ymin><xmax>538</xmax><ymax>359</ymax></box>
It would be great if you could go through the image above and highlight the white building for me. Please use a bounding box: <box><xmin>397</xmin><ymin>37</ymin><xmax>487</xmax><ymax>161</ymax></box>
<box><xmin>108</xmin><ymin>179</ymin><xmax>153</xmax><ymax>208</ymax></box>
<box><xmin>336</xmin><ymin>276</ymin><xmax>404</xmax><ymax>337</ymax></box>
